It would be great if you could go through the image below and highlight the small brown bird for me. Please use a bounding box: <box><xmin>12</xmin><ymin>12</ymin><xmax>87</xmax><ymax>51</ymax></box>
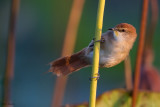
<box><xmin>49</xmin><ymin>23</ymin><xmax>137</xmax><ymax>76</ymax></box>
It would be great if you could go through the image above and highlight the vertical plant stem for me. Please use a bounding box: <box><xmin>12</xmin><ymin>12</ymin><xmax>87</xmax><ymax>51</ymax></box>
<box><xmin>51</xmin><ymin>0</ymin><xmax>85</xmax><ymax>107</ymax></box>
<box><xmin>145</xmin><ymin>0</ymin><xmax>158</xmax><ymax>49</ymax></box>
<box><xmin>124</xmin><ymin>55</ymin><xmax>132</xmax><ymax>90</ymax></box>
<box><xmin>89</xmin><ymin>0</ymin><xmax>105</xmax><ymax>107</ymax></box>
<box><xmin>132</xmin><ymin>0</ymin><xmax>149</xmax><ymax>107</ymax></box>
<box><xmin>2</xmin><ymin>0</ymin><xmax>20</xmax><ymax>106</ymax></box>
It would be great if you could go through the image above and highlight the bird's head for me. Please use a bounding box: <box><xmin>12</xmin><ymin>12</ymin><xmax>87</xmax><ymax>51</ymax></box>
<box><xmin>108</xmin><ymin>23</ymin><xmax>137</xmax><ymax>40</ymax></box>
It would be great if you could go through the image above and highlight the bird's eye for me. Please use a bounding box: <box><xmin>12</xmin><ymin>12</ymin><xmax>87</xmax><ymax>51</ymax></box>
<box><xmin>121</xmin><ymin>29</ymin><xmax>125</xmax><ymax>32</ymax></box>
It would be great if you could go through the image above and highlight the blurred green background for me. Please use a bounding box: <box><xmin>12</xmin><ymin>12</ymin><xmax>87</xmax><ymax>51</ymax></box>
<box><xmin>0</xmin><ymin>0</ymin><xmax>160</xmax><ymax>107</ymax></box>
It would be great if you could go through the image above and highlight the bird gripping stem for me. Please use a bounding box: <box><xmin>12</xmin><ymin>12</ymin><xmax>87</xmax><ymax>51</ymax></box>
<box><xmin>89</xmin><ymin>0</ymin><xmax>105</xmax><ymax>107</ymax></box>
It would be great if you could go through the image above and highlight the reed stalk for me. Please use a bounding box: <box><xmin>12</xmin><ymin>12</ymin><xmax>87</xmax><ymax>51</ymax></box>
<box><xmin>132</xmin><ymin>0</ymin><xmax>149</xmax><ymax>106</ymax></box>
<box><xmin>124</xmin><ymin>55</ymin><xmax>133</xmax><ymax>90</ymax></box>
<box><xmin>89</xmin><ymin>0</ymin><xmax>105</xmax><ymax>107</ymax></box>
<box><xmin>2</xmin><ymin>0</ymin><xmax>20</xmax><ymax>107</ymax></box>
<box><xmin>51</xmin><ymin>0</ymin><xmax>85</xmax><ymax>107</ymax></box>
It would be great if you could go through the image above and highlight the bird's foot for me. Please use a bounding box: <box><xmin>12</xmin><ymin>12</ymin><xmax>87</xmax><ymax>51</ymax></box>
<box><xmin>93</xmin><ymin>37</ymin><xmax>105</xmax><ymax>43</ymax></box>
<box><xmin>89</xmin><ymin>38</ymin><xmax>105</xmax><ymax>47</ymax></box>
<box><xmin>89</xmin><ymin>73</ymin><xmax>100</xmax><ymax>81</ymax></box>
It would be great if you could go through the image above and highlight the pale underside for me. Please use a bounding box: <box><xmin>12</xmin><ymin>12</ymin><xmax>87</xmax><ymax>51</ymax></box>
<box><xmin>84</xmin><ymin>31</ymin><xmax>135</xmax><ymax>68</ymax></box>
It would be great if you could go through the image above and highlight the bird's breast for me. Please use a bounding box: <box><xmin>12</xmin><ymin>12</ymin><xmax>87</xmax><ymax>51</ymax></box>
<box><xmin>99</xmin><ymin>41</ymin><xmax>130</xmax><ymax>67</ymax></box>
<box><xmin>84</xmin><ymin>36</ymin><xmax>132</xmax><ymax>68</ymax></box>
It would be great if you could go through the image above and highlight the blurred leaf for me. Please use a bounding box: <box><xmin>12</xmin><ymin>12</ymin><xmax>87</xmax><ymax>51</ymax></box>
<box><xmin>66</xmin><ymin>89</ymin><xmax>160</xmax><ymax>107</ymax></box>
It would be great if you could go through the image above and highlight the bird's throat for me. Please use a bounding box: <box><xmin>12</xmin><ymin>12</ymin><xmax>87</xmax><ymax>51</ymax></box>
<box><xmin>114</xmin><ymin>31</ymin><xmax>119</xmax><ymax>37</ymax></box>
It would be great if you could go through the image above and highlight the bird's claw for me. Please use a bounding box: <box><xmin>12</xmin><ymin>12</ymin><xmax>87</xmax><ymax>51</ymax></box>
<box><xmin>93</xmin><ymin>38</ymin><xmax>105</xmax><ymax>43</ymax></box>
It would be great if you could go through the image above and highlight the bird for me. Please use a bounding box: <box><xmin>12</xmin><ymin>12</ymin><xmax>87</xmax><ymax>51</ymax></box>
<box><xmin>49</xmin><ymin>23</ymin><xmax>137</xmax><ymax>76</ymax></box>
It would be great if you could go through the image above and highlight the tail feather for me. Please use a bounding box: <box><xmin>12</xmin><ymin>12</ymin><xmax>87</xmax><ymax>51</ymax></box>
<box><xmin>49</xmin><ymin>48</ymin><xmax>89</xmax><ymax>76</ymax></box>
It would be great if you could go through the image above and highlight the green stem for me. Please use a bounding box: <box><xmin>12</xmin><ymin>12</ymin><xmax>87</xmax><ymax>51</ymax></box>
<box><xmin>89</xmin><ymin>0</ymin><xmax>105</xmax><ymax>107</ymax></box>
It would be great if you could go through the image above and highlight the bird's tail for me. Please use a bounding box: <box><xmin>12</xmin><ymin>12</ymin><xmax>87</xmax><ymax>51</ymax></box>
<box><xmin>49</xmin><ymin>48</ymin><xmax>89</xmax><ymax>76</ymax></box>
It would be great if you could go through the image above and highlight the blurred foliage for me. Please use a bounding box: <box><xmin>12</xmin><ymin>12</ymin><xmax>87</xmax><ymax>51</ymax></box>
<box><xmin>68</xmin><ymin>89</ymin><xmax>160</xmax><ymax>107</ymax></box>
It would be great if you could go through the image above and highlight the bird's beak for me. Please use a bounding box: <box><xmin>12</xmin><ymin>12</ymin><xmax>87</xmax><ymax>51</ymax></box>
<box><xmin>108</xmin><ymin>28</ymin><xmax>118</xmax><ymax>37</ymax></box>
<box><xmin>108</xmin><ymin>28</ymin><xmax>114</xmax><ymax>31</ymax></box>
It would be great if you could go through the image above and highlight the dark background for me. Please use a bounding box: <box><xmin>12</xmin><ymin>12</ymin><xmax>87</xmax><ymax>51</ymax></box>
<box><xmin>0</xmin><ymin>0</ymin><xmax>160</xmax><ymax>107</ymax></box>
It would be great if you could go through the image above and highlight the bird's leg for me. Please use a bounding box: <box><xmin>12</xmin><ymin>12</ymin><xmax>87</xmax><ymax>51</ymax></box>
<box><xmin>93</xmin><ymin>37</ymin><xmax>105</xmax><ymax>43</ymax></box>
<box><xmin>89</xmin><ymin>71</ymin><xmax>100</xmax><ymax>81</ymax></box>
<box><xmin>89</xmin><ymin>37</ymin><xmax>105</xmax><ymax>47</ymax></box>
